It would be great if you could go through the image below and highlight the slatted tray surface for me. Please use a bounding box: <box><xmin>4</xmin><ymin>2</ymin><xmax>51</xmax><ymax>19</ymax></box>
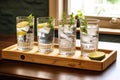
<box><xmin>2</xmin><ymin>43</ymin><xmax>117</xmax><ymax>71</ymax></box>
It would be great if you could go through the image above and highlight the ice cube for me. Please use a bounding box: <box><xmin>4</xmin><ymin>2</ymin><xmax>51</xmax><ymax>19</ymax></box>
<box><xmin>64</xmin><ymin>25</ymin><xmax>72</xmax><ymax>34</ymax></box>
<box><xmin>60</xmin><ymin>31</ymin><xmax>68</xmax><ymax>39</ymax></box>
<box><xmin>60</xmin><ymin>39</ymin><xmax>72</xmax><ymax>48</ymax></box>
<box><xmin>87</xmin><ymin>26</ymin><xmax>98</xmax><ymax>35</ymax></box>
<box><xmin>81</xmin><ymin>34</ymin><xmax>91</xmax><ymax>43</ymax></box>
<box><xmin>38</xmin><ymin>32</ymin><xmax>45</xmax><ymax>37</ymax></box>
<box><xmin>64</xmin><ymin>29</ymin><xmax>72</xmax><ymax>34</ymax></box>
<box><xmin>17</xmin><ymin>28</ymin><xmax>22</xmax><ymax>32</ymax></box>
<box><xmin>60</xmin><ymin>31</ymin><xmax>72</xmax><ymax>41</ymax></box>
<box><xmin>38</xmin><ymin>27</ymin><xmax>50</xmax><ymax>34</ymax></box>
<box><xmin>37</xmin><ymin>29</ymin><xmax>44</xmax><ymax>37</ymax></box>
<box><xmin>21</xmin><ymin>26</ymin><xmax>29</xmax><ymax>32</ymax></box>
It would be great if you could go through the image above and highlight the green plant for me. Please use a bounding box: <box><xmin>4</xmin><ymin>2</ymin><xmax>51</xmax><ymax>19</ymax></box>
<box><xmin>75</xmin><ymin>10</ymin><xmax>85</xmax><ymax>19</ymax></box>
<box><xmin>61</xmin><ymin>12</ymin><xmax>75</xmax><ymax>28</ymax></box>
<box><xmin>75</xmin><ymin>10</ymin><xmax>88</xmax><ymax>34</ymax></box>
<box><xmin>107</xmin><ymin>0</ymin><xmax>119</xmax><ymax>4</ymax></box>
<box><xmin>81</xmin><ymin>18</ymin><xmax>87</xmax><ymax>34</ymax></box>
<box><xmin>27</xmin><ymin>14</ymin><xmax>34</xmax><ymax>26</ymax></box>
<box><xmin>48</xmin><ymin>16</ymin><xmax>54</xmax><ymax>29</ymax></box>
<box><xmin>62</xmin><ymin>12</ymin><xmax>66</xmax><ymax>27</ymax></box>
<box><xmin>69</xmin><ymin>13</ymin><xmax>75</xmax><ymax>27</ymax></box>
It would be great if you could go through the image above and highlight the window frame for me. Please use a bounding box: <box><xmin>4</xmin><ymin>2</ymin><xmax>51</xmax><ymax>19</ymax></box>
<box><xmin>63</xmin><ymin>0</ymin><xmax>120</xmax><ymax>29</ymax></box>
<box><xmin>49</xmin><ymin>0</ymin><xmax>64</xmax><ymax>19</ymax></box>
<box><xmin>49</xmin><ymin>0</ymin><xmax>58</xmax><ymax>19</ymax></box>
<box><xmin>49</xmin><ymin>0</ymin><xmax>120</xmax><ymax>35</ymax></box>
<box><xmin>49</xmin><ymin>0</ymin><xmax>64</xmax><ymax>25</ymax></box>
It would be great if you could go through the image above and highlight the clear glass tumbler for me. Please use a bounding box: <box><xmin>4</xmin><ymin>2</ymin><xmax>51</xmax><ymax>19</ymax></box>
<box><xmin>37</xmin><ymin>17</ymin><xmax>54</xmax><ymax>53</ymax></box>
<box><xmin>16</xmin><ymin>16</ymin><xmax>34</xmax><ymax>51</ymax></box>
<box><xmin>80</xmin><ymin>19</ymin><xmax>99</xmax><ymax>57</ymax></box>
<box><xmin>58</xmin><ymin>20</ymin><xmax>76</xmax><ymax>56</ymax></box>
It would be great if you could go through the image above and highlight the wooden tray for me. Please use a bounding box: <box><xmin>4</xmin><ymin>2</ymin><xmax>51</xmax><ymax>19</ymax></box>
<box><xmin>2</xmin><ymin>43</ymin><xmax>117</xmax><ymax>71</ymax></box>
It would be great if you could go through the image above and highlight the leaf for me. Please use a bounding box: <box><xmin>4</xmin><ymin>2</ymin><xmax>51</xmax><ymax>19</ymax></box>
<box><xmin>80</xmin><ymin>18</ymin><xmax>88</xmax><ymax>34</ymax></box>
<box><xmin>75</xmin><ymin>10</ymin><xmax>88</xmax><ymax>34</ymax></box>
<box><xmin>62</xmin><ymin>12</ymin><xmax>66</xmax><ymax>27</ymax></box>
<box><xmin>76</xmin><ymin>10</ymin><xmax>85</xmax><ymax>19</ymax></box>
<box><xmin>48</xmin><ymin>16</ymin><xmax>54</xmax><ymax>29</ymax></box>
<box><xmin>27</xmin><ymin>14</ymin><xmax>34</xmax><ymax>26</ymax></box>
<box><xmin>69</xmin><ymin>13</ymin><xmax>75</xmax><ymax>27</ymax></box>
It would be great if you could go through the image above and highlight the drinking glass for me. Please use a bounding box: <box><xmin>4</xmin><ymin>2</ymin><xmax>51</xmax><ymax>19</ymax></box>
<box><xmin>16</xmin><ymin>16</ymin><xmax>34</xmax><ymax>51</ymax></box>
<box><xmin>37</xmin><ymin>17</ymin><xmax>54</xmax><ymax>53</ymax></box>
<box><xmin>80</xmin><ymin>19</ymin><xmax>99</xmax><ymax>57</ymax></box>
<box><xmin>58</xmin><ymin>20</ymin><xmax>76</xmax><ymax>56</ymax></box>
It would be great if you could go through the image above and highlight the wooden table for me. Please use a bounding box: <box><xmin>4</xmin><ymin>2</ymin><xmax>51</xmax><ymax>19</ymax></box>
<box><xmin>0</xmin><ymin>34</ymin><xmax>120</xmax><ymax>80</ymax></box>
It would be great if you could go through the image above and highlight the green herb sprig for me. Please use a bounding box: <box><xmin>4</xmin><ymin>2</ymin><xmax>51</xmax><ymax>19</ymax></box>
<box><xmin>76</xmin><ymin>10</ymin><xmax>85</xmax><ymax>19</ymax></box>
<box><xmin>81</xmin><ymin>18</ymin><xmax>87</xmax><ymax>34</ymax></box>
<box><xmin>69</xmin><ymin>13</ymin><xmax>75</xmax><ymax>27</ymax></box>
<box><xmin>27</xmin><ymin>14</ymin><xmax>34</xmax><ymax>26</ymax></box>
<box><xmin>48</xmin><ymin>16</ymin><xmax>54</xmax><ymax>29</ymax></box>
<box><xmin>62</xmin><ymin>12</ymin><xmax>66</xmax><ymax>27</ymax></box>
<box><xmin>75</xmin><ymin>10</ymin><xmax>88</xmax><ymax>34</ymax></box>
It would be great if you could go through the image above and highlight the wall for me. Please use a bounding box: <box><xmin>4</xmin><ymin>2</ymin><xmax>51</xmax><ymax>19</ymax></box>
<box><xmin>0</xmin><ymin>0</ymin><xmax>49</xmax><ymax>34</ymax></box>
<box><xmin>0</xmin><ymin>0</ymin><xmax>119</xmax><ymax>43</ymax></box>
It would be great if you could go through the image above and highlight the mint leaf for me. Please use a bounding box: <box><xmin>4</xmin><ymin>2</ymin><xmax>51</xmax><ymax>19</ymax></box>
<box><xmin>62</xmin><ymin>12</ymin><xmax>66</xmax><ymax>27</ymax></box>
<box><xmin>80</xmin><ymin>18</ymin><xmax>88</xmax><ymax>34</ymax></box>
<box><xmin>75</xmin><ymin>10</ymin><xmax>88</xmax><ymax>34</ymax></box>
<box><xmin>27</xmin><ymin>14</ymin><xmax>34</xmax><ymax>26</ymax></box>
<box><xmin>69</xmin><ymin>13</ymin><xmax>75</xmax><ymax>27</ymax></box>
<box><xmin>76</xmin><ymin>10</ymin><xmax>85</xmax><ymax>19</ymax></box>
<box><xmin>48</xmin><ymin>16</ymin><xmax>54</xmax><ymax>29</ymax></box>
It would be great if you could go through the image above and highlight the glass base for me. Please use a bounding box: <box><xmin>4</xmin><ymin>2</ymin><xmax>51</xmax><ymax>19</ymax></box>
<box><xmin>17</xmin><ymin>42</ymin><xmax>33</xmax><ymax>51</ymax></box>
<box><xmin>59</xmin><ymin>51</ymin><xmax>75</xmax><ymax>56</ymax></box>
<box><xmin>81</xmin><ymin>52</ymin><xmax>89</xmax><ymax>57</ymax></box>
<box><xmin>81</xmin><ymin>49</ymin><xmax>97</xmax><ymax>57</ymax></box>
<box><xmin>38</xmin><ymin>43</ymin><xmax>53</xmax><ymax>53</ymax></box>
<box><xmin>38</xmin><ymin>49</ymin><xmax>53</xmax><ymax>53</ymax></box>
<box><xmin>17</xmin><ymin>47</ymin><xmax>33</xmax><ymax>51</ymax></box>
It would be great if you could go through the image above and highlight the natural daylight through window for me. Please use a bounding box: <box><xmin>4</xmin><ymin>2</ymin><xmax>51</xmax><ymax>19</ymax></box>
<box><xmin>68</xmin><ymin>0</ymin><xmax>120</xmax><ymax>18</ymax></box>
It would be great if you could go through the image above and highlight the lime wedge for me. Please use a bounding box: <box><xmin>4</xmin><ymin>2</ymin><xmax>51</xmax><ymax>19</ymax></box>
<box><xmin>17</xmin><ymin>31</ymin><xmax>27</xmax><ymax>35</ymax></box>
<box><xmin>37</xmin><ymin>23</ymin><xmax>48</xmax><ymax>28</ymax></box>
<box><xmin>17</xmin><ymin>21</ymin><xmax>29</xmax><ymax>28</ymax></box>
<box><xmin>88</xmin><ymin>51</ymin><xmax>105</xmax><ymax>61</ymax></box>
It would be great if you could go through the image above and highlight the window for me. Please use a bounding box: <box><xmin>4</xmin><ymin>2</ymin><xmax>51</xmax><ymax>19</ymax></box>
<box><xmin>66</xmin><ymin>0</ymin><xmax>120</xmax><ymax>29</ymax></box>
<box><xmin>49</xmin><ymin>0</ymin><xmax>120</xmax><ymax>29</ymax></box>
<box><xmin>68</xmin><ymin>0</ymin><xmax>120</xmax><ymax>18</ymax></box>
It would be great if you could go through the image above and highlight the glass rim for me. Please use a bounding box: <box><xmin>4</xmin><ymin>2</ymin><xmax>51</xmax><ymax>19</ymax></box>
<box><xmin>37</xmin><ymin>17</ymin><xmax>49</xmax><ymax>19</ymax></box>
<box><xmin>16</xmin><ymin>16</ymin><xmax>31</xmax><ymax>18</ymax></box>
